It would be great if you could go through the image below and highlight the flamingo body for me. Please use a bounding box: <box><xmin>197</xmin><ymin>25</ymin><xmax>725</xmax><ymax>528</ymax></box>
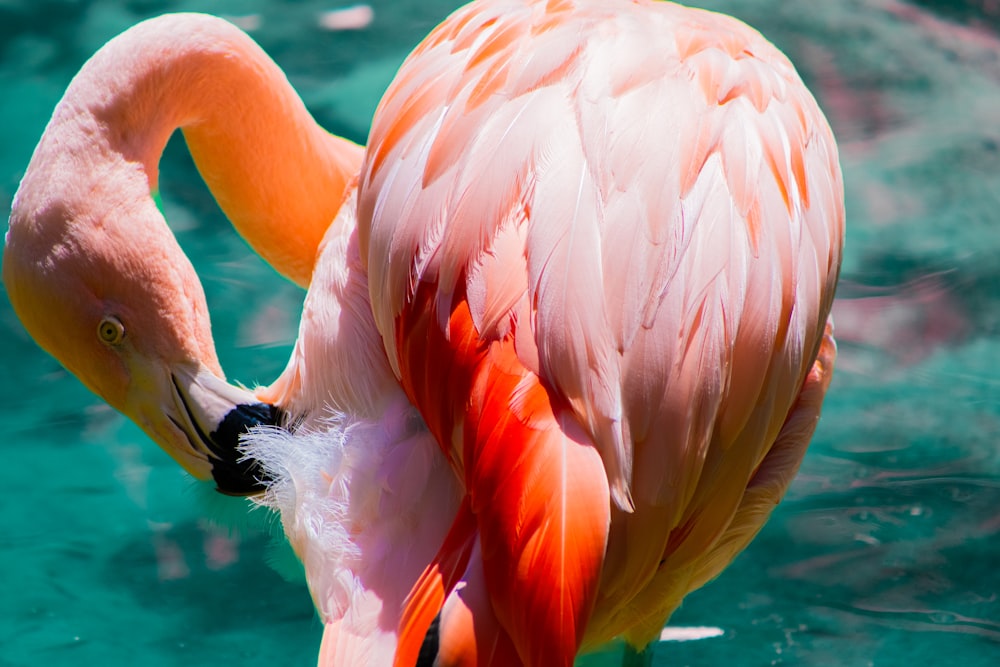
<box><xmin>360</xmin><ymin>0</ymin><xmax>842</xmax><ymax>663</ymax></box>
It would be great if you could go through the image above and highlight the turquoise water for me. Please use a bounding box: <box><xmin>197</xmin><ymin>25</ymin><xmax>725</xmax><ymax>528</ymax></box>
<box><xmin>2</xmin><ymin>0</ymin><xmax>999</xmax><ymax>665</ymax></box>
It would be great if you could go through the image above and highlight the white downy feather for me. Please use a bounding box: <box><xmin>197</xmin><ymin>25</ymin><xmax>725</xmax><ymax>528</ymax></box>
<box><xmin>242</xmin><ymin>394</ymin><xmax>461</xmax><ymax>663</ymax></box>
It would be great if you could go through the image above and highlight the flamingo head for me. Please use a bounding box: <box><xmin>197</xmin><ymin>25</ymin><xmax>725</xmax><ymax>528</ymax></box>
<box><xmin>3</xmin><ymin>160</ymin><xmax>281</xmax><ymax>496</ymax></box>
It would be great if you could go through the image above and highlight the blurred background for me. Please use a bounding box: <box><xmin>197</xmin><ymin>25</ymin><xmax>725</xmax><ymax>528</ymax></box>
<box><xmin>1</xmin><ymin>0</ymin><xmax>998</xmax><ymax>665</ymax></box>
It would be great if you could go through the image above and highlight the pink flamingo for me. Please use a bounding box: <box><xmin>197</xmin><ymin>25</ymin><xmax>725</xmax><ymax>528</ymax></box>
<box><xmin>3</xmin><ymin>1</ymin><xmax>843</xmax><ymax>665</ymax></box>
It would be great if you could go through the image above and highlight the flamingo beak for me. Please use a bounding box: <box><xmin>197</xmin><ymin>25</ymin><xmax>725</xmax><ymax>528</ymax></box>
<box><xmin>165</xmin><ymin>366</ymin><xmax>284</xmax><ymax>495</ymax></box>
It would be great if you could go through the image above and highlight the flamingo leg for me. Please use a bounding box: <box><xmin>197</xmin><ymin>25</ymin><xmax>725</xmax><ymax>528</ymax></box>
<box><xmin>621</xmin><ymin>644</ymin><xmax>654</xmax><ymax>667</ymax></box>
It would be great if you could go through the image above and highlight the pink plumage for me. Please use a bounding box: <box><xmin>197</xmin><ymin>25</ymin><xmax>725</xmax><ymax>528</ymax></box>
<box><xmin>361</xmin><ymin>0</ymin><xmax>843</xmax><ymax>662</ymax></box>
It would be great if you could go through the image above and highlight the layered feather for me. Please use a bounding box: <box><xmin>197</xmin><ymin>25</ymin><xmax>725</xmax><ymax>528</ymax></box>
<box><xmin>358</xmin><ymin>0</ymin><xmax>844</xmax><ymax>661</ymax></box>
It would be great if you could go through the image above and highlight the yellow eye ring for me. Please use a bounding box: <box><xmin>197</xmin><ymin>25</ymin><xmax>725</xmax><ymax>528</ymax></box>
<box><xmin>98</xmin><ymin>316</ymin><xmax>125</xmax><ymax>346</ymax></box>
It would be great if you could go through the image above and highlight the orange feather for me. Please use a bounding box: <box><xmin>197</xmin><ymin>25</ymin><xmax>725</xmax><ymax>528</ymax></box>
<box><xmin>392</xmin><ymin>284</ymin><xmax>611</xmax><ymax>665</ymax></box>
<box><xmin>395</xmin><ymin>498</ymin><xmax>478</xmax><ymax>667</ymax></box>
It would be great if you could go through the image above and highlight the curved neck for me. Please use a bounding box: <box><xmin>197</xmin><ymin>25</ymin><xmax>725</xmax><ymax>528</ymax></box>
<box><xmin>45</xmin><ymin>13</ymin><xmax>362</xmax><ymax>287</ymax></box>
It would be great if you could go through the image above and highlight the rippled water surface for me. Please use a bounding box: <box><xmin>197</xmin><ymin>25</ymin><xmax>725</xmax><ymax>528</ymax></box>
<box><xmin>2</xmin><ymin>1</ymin><xmax>998</xmax><ymax>665</ymax></box>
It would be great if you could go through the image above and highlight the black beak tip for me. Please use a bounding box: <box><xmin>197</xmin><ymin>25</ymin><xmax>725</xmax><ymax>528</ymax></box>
<box><xmin>211</xmin><ymin>466</ymin><xmax>267</xmax><ymax>497</ymax></box>
<box><xmin>208</xmin><ymin>402</ymin><xmax>284</xmax><ymax>496</ymax></box>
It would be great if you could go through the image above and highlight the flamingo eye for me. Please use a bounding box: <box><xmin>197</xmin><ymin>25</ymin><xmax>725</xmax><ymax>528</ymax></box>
<box><xmin>98</xmin><ymin>316</ymin><xmax>126</xmax><ymax>346</ymax></box>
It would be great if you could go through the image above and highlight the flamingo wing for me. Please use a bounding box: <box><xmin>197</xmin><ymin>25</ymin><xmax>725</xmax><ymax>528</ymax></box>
<box><xmin>359</xmin><ymin>0</ymin><xmax>843</xmax><ymax>662</ymax></box>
